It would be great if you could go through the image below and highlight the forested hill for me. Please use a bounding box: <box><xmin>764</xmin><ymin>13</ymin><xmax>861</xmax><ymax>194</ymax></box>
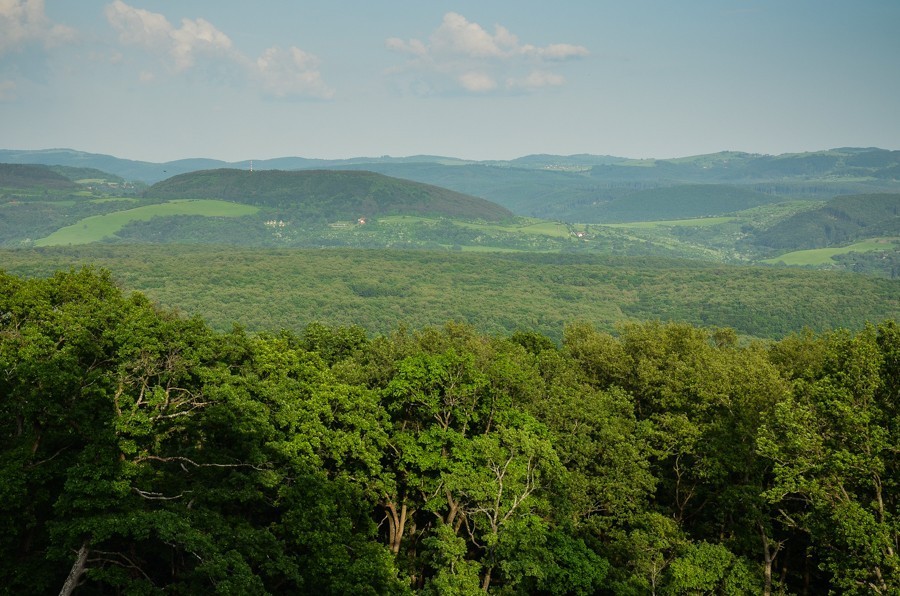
<box><xmin>0</xmin><ymin>163</ymin><xmax>79</xmax><ymax>190</ymax></box>
<box><xmin>144</xmin><ymin>168</ymin><xmax>514</xmax><ymax>221</ymax></box>
<box><xmin>754</xmin><ymin>192</ymin><xmax>900</xmax><ymax>249</ymax></box>
<box><xmin>577</xmin><ymin>183</ymin><xmax>778</xmax><ymax>222</ymax></box>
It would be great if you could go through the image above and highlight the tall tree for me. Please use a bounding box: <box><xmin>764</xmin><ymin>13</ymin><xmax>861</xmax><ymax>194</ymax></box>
<box><xmin>760</xmin><ymin>324</ymin><xmax>900</xmax><ymax>593</ymax></box>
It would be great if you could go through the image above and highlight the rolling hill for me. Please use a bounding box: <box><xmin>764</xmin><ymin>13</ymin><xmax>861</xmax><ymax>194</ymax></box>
<box><xmin>568</xmin><ymin>184</ymin><xmax>780</xmax><ymax>222</ymax></box>
<box><xmin>4</xmin><ymin>147</ymin><xmax>900</xmax><ymax>229</ymax></box>
<box><xmin>0</xmin><ymin>163</ymin><xmax>79</xmax><ymax>191</ymax></box>
<box><xmin>47</xmin><ymin>165</ymin><xmax>126</xmax><ymax>184</ymax></box>
<box><xmin>144</xmin><ymin>168</ymin><xmax>514</xmax><ymax>222</ymax></box>
<box><xmin>324</xmin><ymin>161</ymin><xmax>607</xmax><ymax>217</ymax></box>
<box><xmin>325</xmin><ymin>149</ymin><xmax>900</xmax><ymax>221</ymax></box>
<box><xmin>3</xmin><ymin>149</ymin><xmax>900</xmax><ymax>276</ymax></box>
<box><xmin>753</xmin><ymin>193</ymin><xmax>900</xmax><ymax>249</ymax></box>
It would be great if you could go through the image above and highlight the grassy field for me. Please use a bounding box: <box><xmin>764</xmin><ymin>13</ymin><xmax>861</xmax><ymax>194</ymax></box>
<box><xmin>456</xmin><ymin>219</ymin><xmax>582</xmax><ymax>238</ymax></box>
<box><xmin>457</xmin><ymin>245</ymin><xmax>528</xmax><ymax>253</ymax></box>
<box><xmin>378</xmin><ymin>215</ymin><xmax>582</xmax><ymax>238</ymax></box>
<box><xmin>89</xmin><ymin>197</ymin><xmax>140</xmax><ymax>204</ymax></box>
<box><xmin>34</xmin><ymin>200</ymin><xmax>259</xmax><ymax>246</ymax></box>
<box><xmin>764</xmin><ymin>237</ymin><xmax>899</xmax><ymax>266</ymax></box>
<box><xmin>600</xmin><ymin>217</ymin><xmax>736</xmax><ymax>229</ymax></box>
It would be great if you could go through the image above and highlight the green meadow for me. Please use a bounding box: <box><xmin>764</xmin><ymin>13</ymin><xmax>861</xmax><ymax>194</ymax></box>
<box><xmin>764</xmin><ymin>237</ymin><xmax>899</xmax><ymax>266</ymax></box>
<box><xmin>89</xmin><ymin>197</ymin><xmax>140</xmax><ymax>204</ymax></box>
<box><xmin>601</xmin><ymin>217</ymin><xmax>736</xmax><ymax>229</ymax></box>
<box><xmin>34</xmin><ymin>199</ymin><xmax>258</xmax><ymax>246</ymax></box>
<box><xmin>457</xmin><ymin>245</ymin><xmax>527</xmax><ymax>253</ymax></box>
<box><xmin>378</xmin><ymin>215</ymin><xmax>582</xmax><ymax>238</ymax></box>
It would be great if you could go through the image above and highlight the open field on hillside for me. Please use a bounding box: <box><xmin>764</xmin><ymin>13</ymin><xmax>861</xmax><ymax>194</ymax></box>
<box><xmin>457</xmin><ymin>245</ymin><xmax>528</xmax><ymax>253</ymax></box>
<box><xmin>457</xmin><ymin>218</ymin><xmax>582</xmax><ymax>237</ymax></box>
<box><xmin>34</xmin><ymin>199</ymin><xmax>259</xmax><ymax>246</ymax></box>
<box><xmin>764</xmin><ymin>237</ymin><xmax>900</xmax><ymax>266</ymax></box>
<box><xmin>378</xmin><ymin>215</ymin><xmax>585</xmax><ymax>238</ymax></box>
<box><xmin>89</xmin><ymin>197</ymin><xmax>139</xmax><ymax>204</ymax></box>
<box><xmin>600</xmin><ymin>217</ymin><xmax>736</xmax><ymax>229</ymax></box>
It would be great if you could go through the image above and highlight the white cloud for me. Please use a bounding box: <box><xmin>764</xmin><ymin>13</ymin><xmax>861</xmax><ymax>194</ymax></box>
<box><xmin>386</xmin><ymin>12</ymin><xmax>588</xmax><ymax>95</ymax></box>
<box><xmin>169</xmin><ymin>17</ymin><xmax>233</xmax><ymax>70</ymax></box>
<box><xmin>106</xmin><ymin>1</ymin><xmax>234</xmax><ymax>71</ymax></box>
<box><xmin>105</xmin><ymin>1</ymin><xmax>333</xmax><ymax>99</ymax></box>
<box><xmin>105</xmin><ymin>0</ymin><xmax>170</xmax><ymax>47</ymax></box>
<box><xmin>0</xmin><ymin>0</ymin><xmax>75</xmax><ymax>55</ymax></box>
<box><xmin>458</xmin><ymin>71</ymin><xmax>497</xmax><ymax>92</ymax></box>
<box><xmin>431</xmin><ymin>12</ymin><xmax>517</xmax><ymax>58</ymax></box>
<box><xmin>255</xmin><ymin>46</ymin><xmax>334</xmax><ymax>100</ymax></box>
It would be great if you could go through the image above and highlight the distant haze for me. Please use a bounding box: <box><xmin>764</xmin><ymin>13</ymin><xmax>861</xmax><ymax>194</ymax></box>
<box><xmin>1</xmin><ymin>1</ymin><xmax>898</xmax><ymax>162</ymax></box>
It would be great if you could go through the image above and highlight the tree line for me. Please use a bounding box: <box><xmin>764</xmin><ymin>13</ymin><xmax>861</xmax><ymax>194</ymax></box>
<box><xmin>1</xmin><ymin>268</ymin><xmax>897</xmax><ymax>594</ymax></box>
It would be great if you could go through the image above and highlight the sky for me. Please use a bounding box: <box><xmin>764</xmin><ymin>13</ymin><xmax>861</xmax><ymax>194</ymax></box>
<box><xmin>1</xmin><ymin>0</ymin><xmax>898</xmax><ymax>163</ymax></box>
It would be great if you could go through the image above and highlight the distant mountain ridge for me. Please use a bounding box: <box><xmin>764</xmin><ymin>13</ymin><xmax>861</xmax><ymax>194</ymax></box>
<box><xmin>7</xmin><ymin>146</ymin><xmax>898</xmax><ymax>184</ymax></box>
<box><xmin>0</xmin><ymin>148</ymin><xmax>488</xmax><ymax>184</ymax></box>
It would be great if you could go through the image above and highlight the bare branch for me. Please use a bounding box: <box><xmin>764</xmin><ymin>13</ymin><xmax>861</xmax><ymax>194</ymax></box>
<box><xmin>131</xmin><ymin>487</ymin><xmax>190</xmax><ymax>500</ymax></box>
<box><xmin>88</xmin><ymin>550</ymin><xmax>155</xmax><ymax>584</ymax></box>
<box><xmin>26</xmin><ymin>445</ymin><xmax>70</xmax><ymax>469</ymax></box>
<box><xmin>134</xmin><ymin>455</ymin><xmax>267</xmax><ymax>471</ymax></box>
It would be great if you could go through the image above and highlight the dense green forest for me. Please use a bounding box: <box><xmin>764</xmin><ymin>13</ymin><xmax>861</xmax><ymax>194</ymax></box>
<box><xmin>1</xmin><ymin>246</ymin><xmax>897</xmax><ymax>342</ymax></box>
<box><xmin>1</xmin><ymin>267</ymin><xmax>897</xmax><ymax>594</ymax></box>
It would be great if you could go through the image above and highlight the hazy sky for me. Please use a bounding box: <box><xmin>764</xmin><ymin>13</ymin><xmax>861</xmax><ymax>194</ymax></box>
<box><xmin>1</xmin><ymin>1</ymin><xmax>898</xmax><ymax>162</ymax></box>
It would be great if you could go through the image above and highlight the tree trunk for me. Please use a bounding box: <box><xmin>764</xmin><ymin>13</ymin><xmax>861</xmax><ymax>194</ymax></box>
<box><xmin>759</xmin><ymin>522</ymin><xmax>783</xmax><ymax>596</ymax></box>
<box><xmin>445</xmin><ymin>489</ymin><xmax>459</xmax><ymax>528</ymax></box>
<box><xmin>385</xmin><ymin>500</ymin><xmax>408</xmax><ymax>554</ymax></box>
<box><xmin>481</xmin><ymin>566</ymin><xmax>493</xmax><ymax>591</ymax></box>
<box><xmin>59</xmin><ymin>541</ymin><xmax>89</xmax><ymax>596</ymax></box>
<box><xmin>762</xmin><ymin>533</ymin><xmax>774</xmax><ymax>596</ymax></box>
<box><xmin>802</xmin><ymin>552</ymin><xmax>811</xmax><ymax>596</ymax></box>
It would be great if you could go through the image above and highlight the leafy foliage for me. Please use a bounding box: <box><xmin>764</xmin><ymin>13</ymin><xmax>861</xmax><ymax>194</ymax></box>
<box><xmin>0</xmin><ymin>267</ymin><xmax>897</xmax><ymax>593</ymax></box>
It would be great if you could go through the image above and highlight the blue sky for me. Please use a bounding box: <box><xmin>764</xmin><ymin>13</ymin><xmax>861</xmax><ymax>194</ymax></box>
<box><xmin>1</xmin><ymin>1</ymin><xmax>898</xmax><ymax>162</ymax></box>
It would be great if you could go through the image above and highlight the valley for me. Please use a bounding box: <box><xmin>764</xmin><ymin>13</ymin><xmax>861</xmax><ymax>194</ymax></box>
<box><xmin>3</xmin><ymin>160</ymin><xmax>898</xmax><ymax>275</ymax></box>
<box><xmin>1</xmin><ymin>151</ymin><xmax>898</xmax><ymax>342</ymax></box>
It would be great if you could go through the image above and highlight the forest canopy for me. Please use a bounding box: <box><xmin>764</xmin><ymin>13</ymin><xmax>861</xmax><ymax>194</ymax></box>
<box><xmin>2</xmin><ymin>246</ymin><xmax>897</xmax><ymax>342</ymax></box>
<box><xmin>1</xmin><ymin>267</ymin><xmax>897</xmax><ymax>594</ymax></box>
